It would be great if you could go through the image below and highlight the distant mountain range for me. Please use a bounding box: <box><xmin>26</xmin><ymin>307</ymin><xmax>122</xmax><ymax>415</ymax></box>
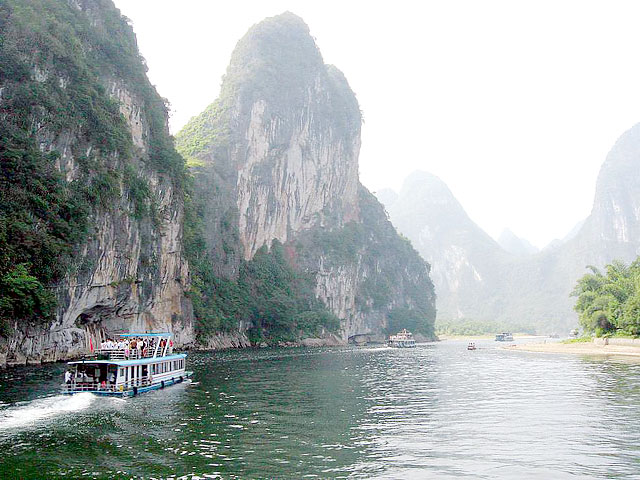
<box><xmin>378</xmin><ymin>123</ymin><xmax>640</xmax><ymax>333</ymax></box>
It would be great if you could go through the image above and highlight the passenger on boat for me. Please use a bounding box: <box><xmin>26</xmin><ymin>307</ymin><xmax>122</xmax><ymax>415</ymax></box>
<box><xmin>65</xmin><ymin>370</ymin><xmax>72</xmax><ymax>385</ymax></box>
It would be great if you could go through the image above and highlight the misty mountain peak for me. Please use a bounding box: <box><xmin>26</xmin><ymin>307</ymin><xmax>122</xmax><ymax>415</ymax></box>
<box><xmin>497</xmin><ymin>228</ymin><xmax>539</xmax><ymax>256</ymax></box>
<box><xmin>587</xmin><ymin>122</ymin><xmax>640</xmax><ymax>244</ymax></box>
<box><xmin>398</xmin><ymin>171</ymin><xmax>460</xmax><ymax>208</ymax></box>
<box><xmin>222</xmin><ymin>12</ymin><xmax>324</xmax><ymax>104</ymax></box>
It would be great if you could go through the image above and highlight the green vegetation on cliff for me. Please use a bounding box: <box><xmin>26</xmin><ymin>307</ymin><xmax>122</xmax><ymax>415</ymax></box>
<box><xmin>297</xmin><ymin>187</ymin><xmax>436</xmax><ymax>337</ymax></box>
<box><xmin>184</xmin><ymin>194</ymin><xmax>340</xmax><ymax>342</ymax></box>
<box><xmin>0</xmin><ymin>0</ymin><xmax>184</xmax><ymax>328</ymax></box>
<box><xmin>572</xmin><ymin>259</ymin><xmax>640</xmax><ymax>336</ymax></box>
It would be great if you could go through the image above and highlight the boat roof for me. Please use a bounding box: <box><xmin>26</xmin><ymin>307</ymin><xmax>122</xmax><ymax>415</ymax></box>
<box><xmin>115</xmin><ymin>332</ymin><xmax>172</xmax><ymax>338</ymax></box>
<box><xmin>68</xmin><ymin>353</ymin><xmax>186</xmax><ymax>367</ymax></box>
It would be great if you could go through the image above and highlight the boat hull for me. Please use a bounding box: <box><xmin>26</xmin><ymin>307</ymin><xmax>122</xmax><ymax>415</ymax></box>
<box><xmin>63</xmin><ymin>371</ymin><xmax>193</xmax><ymax>397</ymax></box>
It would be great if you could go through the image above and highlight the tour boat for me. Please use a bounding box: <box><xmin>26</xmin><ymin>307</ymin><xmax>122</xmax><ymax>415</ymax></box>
<box><xmin>495</xmin><ymin>332</ymin><xmax>514</xmax><ymax>342</ymax></box>
<box><xmin>62</xmin><ymin>333</ymin><xmax>192</xmax><ymax>397</ymax></box>
<box><xmin>388</xmin><ymin>329</ymin><xmax>416</xmax><ymax>348</ymax></box>
<box><xmin>467</xmin><ymin>342</ymin><xmax>477</xmax><ymax>350</ymax></box>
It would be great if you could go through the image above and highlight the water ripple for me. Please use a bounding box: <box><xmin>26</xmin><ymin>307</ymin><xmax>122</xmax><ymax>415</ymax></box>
<box><xmin>1</xmin><ymin>340</ymin><xmax>640</xmax><ymax>478</ymax></box>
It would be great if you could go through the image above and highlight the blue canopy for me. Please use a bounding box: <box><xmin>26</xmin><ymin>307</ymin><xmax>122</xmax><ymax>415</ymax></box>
<box><xmin>115</xmin><ymin>333</ymin><xmax>172</xmax><ymax>338</ymax></box>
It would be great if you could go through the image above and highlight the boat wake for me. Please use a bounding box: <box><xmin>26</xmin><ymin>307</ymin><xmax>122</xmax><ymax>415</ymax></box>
<box><xmin>0</xmin><ymin>392</ymin><xmax>95</xmax><ymax>432</ymax></box>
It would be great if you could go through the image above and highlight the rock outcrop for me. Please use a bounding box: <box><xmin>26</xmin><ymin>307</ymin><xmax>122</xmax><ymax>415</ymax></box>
<box><xmin>177</xmin><ymin>13</ymin><xmax>436</xmax><ymax>342</ymax></box>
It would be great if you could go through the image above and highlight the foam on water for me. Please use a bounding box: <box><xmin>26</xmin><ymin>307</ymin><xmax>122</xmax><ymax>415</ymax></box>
<box><xmin>0</xmin><ymin>392</ymin><xmax>95</xmax><ymax>431</ymax></box>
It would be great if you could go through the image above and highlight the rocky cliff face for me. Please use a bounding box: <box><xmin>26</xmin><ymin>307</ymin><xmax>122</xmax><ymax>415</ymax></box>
<box><xmin>177</xmin><ymin>13</ymin><xmax>435</xmax><ymax>342</ymax></box>
<box><xmin>381</xmin><ymin>123</ymin><xmax>640</xmax><ymax>332</ymax></box>
<box><xmin>0</xmin><ymin>0</ymin><xmax>193</xmax><ymax>366</ymax></box>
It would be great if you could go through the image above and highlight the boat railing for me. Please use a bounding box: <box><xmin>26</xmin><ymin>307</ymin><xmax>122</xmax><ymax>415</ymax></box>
<box><xmin>63</xmin><ymin>376</ymin><xmax>155</xmax><ymax>393</ymax></box>
<box><xmin>94</xmin><ymin>347</ymin><xmax>173</xmax><ymax>360</ymax></box>
<box><xmin>62</xmin><ymin>381</ymin><xmax>119</xmax><ymax>393</ymax></box>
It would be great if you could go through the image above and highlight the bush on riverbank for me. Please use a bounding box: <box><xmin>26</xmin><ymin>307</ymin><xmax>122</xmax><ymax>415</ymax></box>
<box><xmin>572</xmin><ymin>258</ymin><xmax>640</xmax><ymax>337</ymax></box>
<box><xmin>562</xmin><ymin>336</ymin><xmax>593</xmax><ymax>344</ymax></box>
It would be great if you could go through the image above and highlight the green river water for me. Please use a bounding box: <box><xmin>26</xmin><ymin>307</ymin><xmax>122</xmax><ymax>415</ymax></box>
<box><xmin>0</xmin><ymin>339</ymin><xmax>639</xmax><ymax>479</ymax></box>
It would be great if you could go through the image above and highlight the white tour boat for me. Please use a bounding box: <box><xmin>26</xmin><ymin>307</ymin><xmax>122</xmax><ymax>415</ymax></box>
<box><xmin>62</xmin><ymin>332</ymin><xmax>192</xmax><ymax>397</ymax></box>
<box><xmin>388</xmin><ymin>329</ymin><xmax>417</xmax><ymax>348</ymax></box>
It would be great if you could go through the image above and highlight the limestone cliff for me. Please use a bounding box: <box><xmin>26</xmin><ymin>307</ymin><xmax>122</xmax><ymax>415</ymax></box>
<box><xmin>177</xmin><ymin>13</ymin><xmax>435</xmax><ymax>342</ymax></box>
<box><xmin>0</xmin><ymin>0</ymin><xmax>193</xmax><ymax>366</ymax></box>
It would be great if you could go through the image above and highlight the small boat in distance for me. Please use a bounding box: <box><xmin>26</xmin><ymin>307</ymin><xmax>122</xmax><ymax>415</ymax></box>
<box><xmin>388</xmin><ymin>329</ymin><xmax>416</xmax><ymax>348</ymax></box>
<box><xmin>62</xmin><ymin>332</ymin><xmax>193</xmax><ymax>397</ymax></box>
<box><xmin>467</xmin><ymin>342</ymin><xmax>477</xmax><ymax>350</ymax></box>
<box><xmin>495</xmin><ymin>332</ymin><xmax>514</xmax><ymax>342</ymax></box>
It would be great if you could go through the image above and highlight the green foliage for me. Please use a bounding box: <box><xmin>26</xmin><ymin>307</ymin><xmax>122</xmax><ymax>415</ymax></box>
<box><xmin>243</xmin><ymin>242</ymin><xmax>340</xmax><ymax>339</ymax></box>
<box><xmin>183</xmin><ymin>182</ymin><xmax>340</xmax><ymax>342</ymax></box>
<box><xmin>175</xmin><ymin>100</ymin><xmax>230</xmax><ymax>165</ymax></box>
<box><xmin>572</xmin><ymin>259</ymin><xmax>640</xmax><ymax>336</ymax></box>
<box><xmin>562</xmin><ymin>336</ymin><xmax>593</xmax><ymax>344</ymax></box>
<box><xmin>435</xmin><ymin>318</ymin><xmax>536</xmax><ymax>336</ymax></box>
<box><xmin>296</xmin><ymin>187</ymin><xmax>436</xmax><ymax>337</ymax></box>
<box><xmin>123</xmin><ymin>165</ymin><xmax>150</xmax><ymax>219</ymax></box>
<box><xmin>0</xmin><ymin>264</ymin><xmax>54</xmax><ymax>330</ymax></box>
<box><xmin>387</xmin><ymin>307</ymin><xmax>434</xmax><ymax>338</ymax></box>
<box><xmin>0</xmin><ymin>126</ymin><xmax>91</xmax><ymax>286</ymax></box>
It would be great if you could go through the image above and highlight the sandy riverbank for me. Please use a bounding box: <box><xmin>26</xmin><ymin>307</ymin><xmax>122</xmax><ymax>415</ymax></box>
<box><xmin>503</xmin><ymin>341</ymin><xmax>640</xmax><ymax>357</ymax></box>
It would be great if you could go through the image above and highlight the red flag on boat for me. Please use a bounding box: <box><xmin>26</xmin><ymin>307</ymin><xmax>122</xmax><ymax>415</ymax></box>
<box><xmin>89</xmin><ymin>337</ymin><xmax>94</xmax><ymax>352</ymax></box>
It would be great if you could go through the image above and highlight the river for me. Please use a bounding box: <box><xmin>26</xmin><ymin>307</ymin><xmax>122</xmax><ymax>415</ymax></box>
<box><xmin>0</xmin><ymin>338</ymin><xmax>639</xmax><ymax>479</ymax></box>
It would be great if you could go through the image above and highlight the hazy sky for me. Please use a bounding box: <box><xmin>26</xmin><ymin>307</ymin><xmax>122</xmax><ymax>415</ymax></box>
<box><xmin>113</xmin><ymin>0</ymin><xmax>640</xmax><ymax>248</ymax></box>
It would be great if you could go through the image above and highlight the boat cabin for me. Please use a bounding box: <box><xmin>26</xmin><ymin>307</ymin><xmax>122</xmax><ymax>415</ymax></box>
<box><xmin>63</xmin><ymin>333</ymin><xmax>189</xmax><ymax>396</ymax></box>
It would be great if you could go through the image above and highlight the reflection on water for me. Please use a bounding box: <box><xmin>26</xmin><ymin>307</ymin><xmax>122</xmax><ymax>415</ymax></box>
<box><xmin>0</xmin><ymin>339</ymin><xmax>639</xmax><ymax>478</ymax></box>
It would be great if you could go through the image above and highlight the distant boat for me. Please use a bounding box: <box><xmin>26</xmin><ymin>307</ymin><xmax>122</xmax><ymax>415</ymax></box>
<box><xmin>495</xmin><ymin>332</ymin><xmax>514</xmax><ymax>342</ymax></box>
<box><xmin>388</xmin><ymin>329</ymin><xmax>416</xmax><ymax>348</ymax></box>
<box><xmin>467</xmin><ymin>342</ymin><xmax>477</xmax><ymax>350</ymax></box>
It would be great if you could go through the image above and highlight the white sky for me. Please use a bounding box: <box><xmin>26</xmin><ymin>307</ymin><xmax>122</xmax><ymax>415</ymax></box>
<box><xmin>113</xmin><ymin>0</ymin><xmax>640</xmax><ymax>248</ymax></box>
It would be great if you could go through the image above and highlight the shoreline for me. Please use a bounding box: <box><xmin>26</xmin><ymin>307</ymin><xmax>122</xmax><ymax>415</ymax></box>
<box><xmin>438</xmin><ymin>334</ymin><xmax>547</xmax><ymax>341</ymax></box>
<box><xmin>503</xmin><ymin>340</ymin><xmax>640</xmax><ymax>357</ymax></box>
